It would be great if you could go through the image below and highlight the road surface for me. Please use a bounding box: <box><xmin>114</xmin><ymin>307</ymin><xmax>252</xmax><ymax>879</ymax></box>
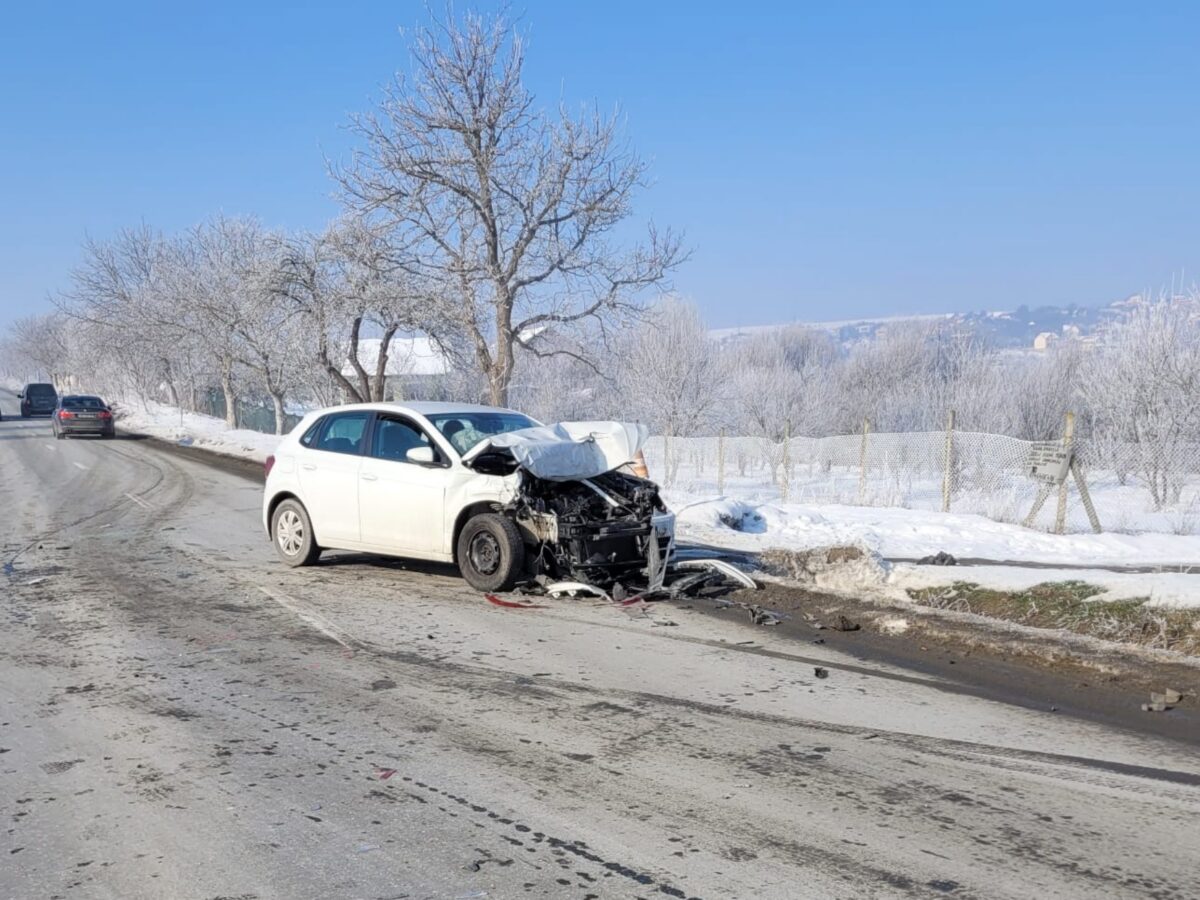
<box><xmin>2</xmin><ymin>392</ymin><xmax>1199</xmax><ymax>900</ymax></box>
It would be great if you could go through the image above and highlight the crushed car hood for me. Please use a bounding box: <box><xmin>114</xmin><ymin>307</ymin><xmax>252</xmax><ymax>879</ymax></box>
<box><xmin>461</xmin><ymin>421</ymin><xmax>649</xmax><ymax>481</ymax></box>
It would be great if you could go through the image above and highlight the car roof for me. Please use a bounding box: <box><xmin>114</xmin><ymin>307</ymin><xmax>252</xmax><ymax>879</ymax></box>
<box><xmin>314</xmin><ymin>401</ymin><xmax>527</xmax><ymax>417</ymax></box>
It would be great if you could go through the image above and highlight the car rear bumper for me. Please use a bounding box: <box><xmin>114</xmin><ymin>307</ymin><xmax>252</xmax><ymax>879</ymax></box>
<box><xmin>58</xmin><ymin>421</ymin><xmax>115</xmax><ymax>434</ymax></box>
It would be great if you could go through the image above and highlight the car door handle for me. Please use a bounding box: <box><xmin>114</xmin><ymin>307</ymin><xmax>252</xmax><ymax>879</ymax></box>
<box><xmin>301</xmin><ymin>463</ymin><xmax>317</xmax><ymax>471</ymax></box>
<box><xmin>361</xmin><ymin>473</ymin><xmax>378</xmax><ymax>482</ymax></box>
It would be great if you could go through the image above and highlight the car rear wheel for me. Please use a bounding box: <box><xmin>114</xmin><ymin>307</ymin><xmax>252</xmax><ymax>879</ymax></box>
<box><xmin>271</xmin><ymin>499</ymin><xmax>321</xmax><ymax>567</ymax></box>
<box><xmin>55</xmin><ymin>430</ymin><xmax>66</xmax><ymax>440</ymax></box>
<box><xmin>457</xmin><ymin>513</ymin><xmax>525</xmax><ymax>592</ymax></box>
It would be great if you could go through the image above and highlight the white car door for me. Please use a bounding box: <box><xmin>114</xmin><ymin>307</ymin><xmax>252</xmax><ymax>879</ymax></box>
<box><xmin>358</xmin><ymin>414</ymin><xmax>449</xmax><ymax>555</ymax></box>
<box><xmin>296</xmin><ymin>411</ymin><xmax>371</xmax><ymax>545</ymax></box>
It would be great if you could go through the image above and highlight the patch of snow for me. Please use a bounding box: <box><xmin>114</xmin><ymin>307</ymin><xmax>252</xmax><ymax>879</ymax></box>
<box><xmin>887</xmin><ymin>563</ymin><xmax>1200</xmax><ymax>610</ymax></box>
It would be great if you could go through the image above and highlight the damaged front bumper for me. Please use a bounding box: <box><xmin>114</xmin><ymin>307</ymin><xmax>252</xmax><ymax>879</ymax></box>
<box><xmin>509</xmin><ymin>469</ymin><xmax>676</xmax><ymax>588</ymax></box>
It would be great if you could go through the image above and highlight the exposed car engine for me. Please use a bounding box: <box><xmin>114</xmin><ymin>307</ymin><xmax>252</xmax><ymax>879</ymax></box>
<box><xmin>510</xmin><ymin>470</ymin><xmax>670</xmax><ymax>585</ymax></box>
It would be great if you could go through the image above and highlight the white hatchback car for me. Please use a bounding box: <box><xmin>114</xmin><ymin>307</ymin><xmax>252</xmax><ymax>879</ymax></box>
<box><xmin>262</xmin><ymin>402</ymin><xmax>674</xmax><ymax>592</ymax></box>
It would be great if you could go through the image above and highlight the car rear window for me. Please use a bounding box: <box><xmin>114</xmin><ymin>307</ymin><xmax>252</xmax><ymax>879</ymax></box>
<box><xmin>310</xmin><ymin>412</ymin><xmax>370</xmax><ymax>455</ymax></box>
<box><xmin>27</xmin><ymin>384</ymin><xmax>56</xmax><ymax>398</ymax></box>
<box><xmin>62</xmin><ymin>396</ymin><xmax>105</xmax><ymax>410</ymax></box>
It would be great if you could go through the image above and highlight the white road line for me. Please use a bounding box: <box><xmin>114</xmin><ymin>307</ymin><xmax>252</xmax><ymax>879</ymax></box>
<box><xmin>257</xmin><ymin>586</ymin><xmax>355</xmax><ymax>651</ymax></box>
<box><xmin>44</xmin><ymin>443</ymin><xmax>57</xmax><ymax>451</ymax></box>
<box><xmin>73</xmin><ymin>462</ymin><xmax>89</xmax><ymax>471</ymax></box>
<box><xmin>124</xmin><ymin>491</ymin><xmax>153</xmax><ymax>510</ymax></box>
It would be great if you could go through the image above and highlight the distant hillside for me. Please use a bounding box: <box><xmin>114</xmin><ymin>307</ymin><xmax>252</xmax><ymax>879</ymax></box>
<box><xmin>710</xmin><ymin>295</ymin><xmax>1174</xmax><ymax>350</ymax></box>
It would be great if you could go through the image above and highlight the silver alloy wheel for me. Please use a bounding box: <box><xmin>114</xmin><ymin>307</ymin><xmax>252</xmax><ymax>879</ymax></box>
<box><xmin>276</xmin><ymin>509</ymin><xmax>304</xmax><ymax>557</ymax></box>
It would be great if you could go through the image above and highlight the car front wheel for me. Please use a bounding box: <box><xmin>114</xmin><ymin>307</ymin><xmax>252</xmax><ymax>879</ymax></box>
<box><xmin>457</xmin><ymin>513</ymin><xmax>525</xmax><ymax>593</ymax></box>
<box><xmin>271</xmin><ymin>499</ymin><xmax>321</xmax><ymax>567</ymax></box>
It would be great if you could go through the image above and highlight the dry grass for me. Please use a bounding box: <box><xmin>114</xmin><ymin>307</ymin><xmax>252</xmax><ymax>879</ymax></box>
<box><xmin>907</xmin><ymin>580</ymin><xmax>1200</xmax><ymax>656</ymax></box>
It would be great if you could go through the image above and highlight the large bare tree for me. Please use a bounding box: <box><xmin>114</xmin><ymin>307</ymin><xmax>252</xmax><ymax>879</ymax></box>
<box><xmin>338</xmin><ymin>9</ymin><xmax>683</xmax><ymax>406</ymax></box>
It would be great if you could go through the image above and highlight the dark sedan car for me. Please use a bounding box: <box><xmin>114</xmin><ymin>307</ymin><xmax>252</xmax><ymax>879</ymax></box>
<box><xmin>19</xmin><ymin>382</ymin><xmax>58</xmax><ymax>417</ymax></box>
<box><xmin>52</xmin><ymin>395</ymin><xmax>116</xmax><ymax>439</ymax></box>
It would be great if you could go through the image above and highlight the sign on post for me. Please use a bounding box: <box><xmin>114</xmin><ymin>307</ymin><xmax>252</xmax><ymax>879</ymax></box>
<box><xmin>1026</xmin><ymin>441</ymin><xmax>1072</xmax><ymax>485</ymax></box>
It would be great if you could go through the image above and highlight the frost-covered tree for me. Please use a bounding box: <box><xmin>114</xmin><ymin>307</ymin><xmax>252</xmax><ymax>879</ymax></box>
<box><xmin>337</xmin><ymin>9</ymin><xmax>683</xmax><ymax>406</ymax></box>
<box><xmin>615</xmin><ymin>299</ymin><xmax>726</xmax><ymax>436</ymax></box>
<box><xmin>275</xmin><ymin>221</ymin><xmax>441</xmax><ymax>404</ymax></box>
<box><xmin>1081</xmin><ymin>296</ymin><xmax>1200</xmax><ymax>507</ymax></box>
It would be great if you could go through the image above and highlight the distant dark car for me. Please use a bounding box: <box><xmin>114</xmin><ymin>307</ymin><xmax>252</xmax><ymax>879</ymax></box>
<box><xmin>52</xmin><ymin>395</ymin><xmax>115</xmax><ymax>439</ymax></box>
<box><xmin>19</xmin><ymin>383</ymin><xmax>58</xmax><ymax>417</ymax></box>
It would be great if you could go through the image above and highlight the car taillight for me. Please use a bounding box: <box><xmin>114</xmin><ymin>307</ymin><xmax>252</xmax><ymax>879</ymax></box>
<box><xmin>98</xmin><ymin>410</ymin><xmax>112</xmax><ymax>419</ymax></box>
<box><xmin>264</xmin><ymin>455</ymin><xmax>276</xmax><ymax>478</ymax></box>
<box><xmin>59</xmin><ymin>410</ymin><xmax>74</xmax><ymax>419</ymax></box>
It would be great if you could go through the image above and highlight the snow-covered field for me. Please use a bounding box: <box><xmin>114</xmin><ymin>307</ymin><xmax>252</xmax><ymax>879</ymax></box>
<box><xmin>107</xmin><ymin>402</ymin><xmax>1200</xmax><ymax>608</ymax></box>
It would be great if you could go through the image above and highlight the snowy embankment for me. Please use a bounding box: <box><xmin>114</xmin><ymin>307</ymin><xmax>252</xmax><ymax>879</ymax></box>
<box><xmin>114</xmin><ymin>401</ymin><xmax>282</xmax><ymax>463</ymax></box>
<box><xmin>111</xmin><ymin>403</ymin><xmax>1200</xmax><ymax>608</ymax></box>
<box><xmin>667</xmin><ymin>494</ymin><xmax>1200</xmax><ymax>608</ymax></box>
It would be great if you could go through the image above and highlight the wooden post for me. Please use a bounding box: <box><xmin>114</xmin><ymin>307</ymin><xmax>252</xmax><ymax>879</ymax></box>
<box><xmin>941</xmin><ymin>409</ymin><xmax>956</xmax><ymax>513</ymax></box>
<box><xmin>1071</xmin><ymin>459</ymin><xmax>1103</xmax><ymax>534</ymax></box>
<box><xmin>1023</xmin><ymin>484</ymin><xmax>1054</xmax><ymax>529</ymax></box>
<box><xmin>717</xmin><ymin>429</ymin><xmax>726</xmax><ymax>495</ymax></box>
<box><xmin>858</xmin><ymin>418</ymin><xmax>870</xmax><ymax>504</ymax></box>
<box><xmin>1054</xmin><ymin>412</ymin><xmax>1075</xmax><ymax>535</ymax></box>
<box><xmin>781</xmin><ymin>422</ymin><xmax>791</xmax><ymax>502</ymax></box>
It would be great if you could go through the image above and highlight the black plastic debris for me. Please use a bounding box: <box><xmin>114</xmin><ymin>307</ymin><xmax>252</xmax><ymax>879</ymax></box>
<box><xmin>917</xmin><ymin>551</ymin><xmax>957</xmax><ymax>566</ymax></box>
<box><xmin>814</xmin><ymin>667</ymin><xmax>830</xmax><ymax>679</ymax></box>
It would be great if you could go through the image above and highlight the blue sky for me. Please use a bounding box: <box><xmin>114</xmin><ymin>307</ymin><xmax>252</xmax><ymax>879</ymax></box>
<box><xmin>1</xmin><ymin>1</ymin><xmax>1197</xmax><ymax>329</ymax></box>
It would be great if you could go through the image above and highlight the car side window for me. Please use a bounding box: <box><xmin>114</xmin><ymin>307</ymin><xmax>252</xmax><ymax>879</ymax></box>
<box><xmin>299</xmin><ymin>420</ymin><xmax>322</xmax><ymax>448</ymax></box>
<box><xmin>370</xmin><ymin>416</ymin><xmax>442</xmax><ymax>464</ymax></box>
<box><xmin>311</xmin><ymin>413</ymin><xmax>369</xmax><ymax>455</ymax></box>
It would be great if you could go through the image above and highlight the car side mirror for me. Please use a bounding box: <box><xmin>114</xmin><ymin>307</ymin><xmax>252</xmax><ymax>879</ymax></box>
<box><xmin>406</xmin><ymin>446</ymin><xmax>436</xmax><ymax>465</ymax></box>
<box><xmin>16</xmin><ymin>393</ymin><xmax>23</xmax><ymax>399</ymax></box>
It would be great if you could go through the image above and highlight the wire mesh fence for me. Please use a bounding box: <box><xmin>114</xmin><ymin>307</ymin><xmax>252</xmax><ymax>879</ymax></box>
<box><xmin>643</xmin><ymin>428</ymin><xmax>1200</xmax><ymax>536</ymax></box>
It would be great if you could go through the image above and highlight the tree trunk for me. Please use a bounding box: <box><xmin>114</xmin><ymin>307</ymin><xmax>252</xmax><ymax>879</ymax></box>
<box><xmin>316</xmin><ymin>331</ymin><xmax>365</xmax><ymax>403</ymax></box>
<box><xmin>270</xmin><ymin>390</ymin><xmax>286</xmax><ymax>436</ymax></box>
<box><xmin>220</xmin><ymin>359</ymin><xmax>237</xmax><ymax>429</ymax></box>
<box><xmin>347</xmin><ymin>317</ymin><xmax>373</xmax><ymax>402</ymax></box>
<box><xmin>372</xmin><ymin>324</ymin><xmax>399</xmax><ymax>401</ymax></box>
<box><xmin>488</xmin><ymin>333</ymin><xmax>514</xmax><ymax>407</ymax></box>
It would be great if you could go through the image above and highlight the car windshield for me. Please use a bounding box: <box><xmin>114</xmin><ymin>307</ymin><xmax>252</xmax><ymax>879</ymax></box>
<box><xmin>63</xmin><ymin>396</ymin><xmax>105</xmax><ymax>410</ymax></box>
<box><xmin>426</xmin><ymin>412</ymin><xmax>537</xmax><ymax>456</ymax></box>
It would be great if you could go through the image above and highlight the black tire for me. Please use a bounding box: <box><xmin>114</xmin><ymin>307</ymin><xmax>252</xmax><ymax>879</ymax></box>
<box><xmin>102</xmin><ymin>431</ymin><xmax>115</xmax><ymax>440</ymax></box>
<box><xmin>457</xmin><ymin>513</ymin><xmax>525</xmax><ymax>592</ymax></box>
<box><xmin>271</xmin><ymin>498</ymin><xmax>321</xmax><ymax>567</ymax></box>
<box><xmin>55</xmin><ymin>430</ymin><xmax>66</xmax><ymax>440</ymax></box>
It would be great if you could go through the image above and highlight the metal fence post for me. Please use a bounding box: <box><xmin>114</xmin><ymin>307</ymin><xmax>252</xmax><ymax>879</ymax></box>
<box><xmin>717</xmin><ymin>428</ymin><xmax>726</xmax><ymax>495</ymax></box>
<box><xmin>781</xmin><ymin>422</ymin><xmax>791</xmax><ymax>502</ymax></box>
<box><xmin>1054</xmin><ymin>411</ymin><xmax>1075</xmax><ymax>535</ymax></box>
<box><xmin>942</xmin><ymin>409</ymin><xmax>956</xmax><ymax>513</ymax></box>
<box><xmin>858</xmin><ymin>418</ymin><xmax>870</xmax><ymax>504</ymax></box>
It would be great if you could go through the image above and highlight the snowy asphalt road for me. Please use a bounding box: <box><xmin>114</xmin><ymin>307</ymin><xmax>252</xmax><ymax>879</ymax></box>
<box><xmin>3</xmin><ymin>394</ymin><xmax>1200</xmax><ymax>900</ymax></box>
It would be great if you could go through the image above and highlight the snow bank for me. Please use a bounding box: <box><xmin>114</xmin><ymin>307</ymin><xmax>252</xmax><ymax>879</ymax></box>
<box><xmin>114</xmin><ymin>401</ymin><xmax>282</xmax><ymax>463</ymax></box>
<box><xmin>670</xmin><ymin>493</ymin><xmax>1200</xmax><ymax>568</ymax></box>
